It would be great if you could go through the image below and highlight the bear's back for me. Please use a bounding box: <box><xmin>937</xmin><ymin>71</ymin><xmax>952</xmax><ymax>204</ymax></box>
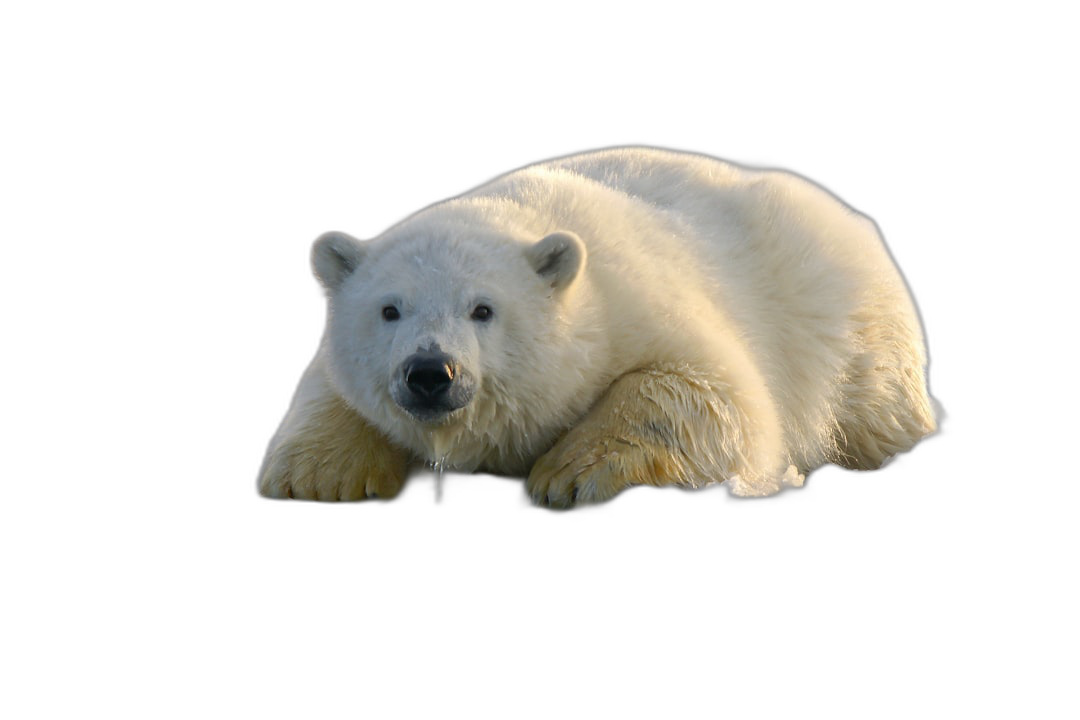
<box><xmin>535</xmin><ymin>147</ymin><xmax>905</xmax><ymax>317</ymax></box>
<box><xmin>545</xmin><ymin>146</ymin><xmax>749</xmax><ymax>205</ymax></box>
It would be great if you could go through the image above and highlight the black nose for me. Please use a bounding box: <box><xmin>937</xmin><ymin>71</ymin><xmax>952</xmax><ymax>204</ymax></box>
<box><xmin>405</xmin><ymin>355</ymin><xmax>455</xmax><ymax>399</ymax></box>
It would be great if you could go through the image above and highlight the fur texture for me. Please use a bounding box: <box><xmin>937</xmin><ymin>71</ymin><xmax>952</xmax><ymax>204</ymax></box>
<box><xmin>258</xmin><ymin>147</ymin><xmax>935</xmax><ymax>506</ymax></box>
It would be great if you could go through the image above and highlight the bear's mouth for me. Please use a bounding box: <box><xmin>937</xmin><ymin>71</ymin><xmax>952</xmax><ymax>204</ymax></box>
<box><xmin>390</xmin><ymin>379</ymin><xmax>475</xmax><ymax>424</ymax></box>
<box><xmin>398</xmin><ymin>402</ymin><xmax>466</xmax><ymax>425</ymax></box>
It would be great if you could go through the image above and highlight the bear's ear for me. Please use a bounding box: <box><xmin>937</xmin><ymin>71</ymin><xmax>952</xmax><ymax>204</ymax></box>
<box><xmin>312</xmin><ymin>231</ymin><xmax>366</xmax><ymax>291</ymax></box>
<box><xmin>525</xmin><ymin>231</ymin><xmax>587</xmax><ymax>291</ymax></box>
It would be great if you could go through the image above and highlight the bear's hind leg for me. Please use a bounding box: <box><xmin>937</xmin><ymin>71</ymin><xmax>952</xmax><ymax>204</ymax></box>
<box><xmin>527</xmin><ymin>364</ymin><xmax>795</xmax><ymax>508</ymax></box>
<box><xmin>833</xmin><ymin>318</ymin><xmax>937</xmax><ymax>470</ymax></box>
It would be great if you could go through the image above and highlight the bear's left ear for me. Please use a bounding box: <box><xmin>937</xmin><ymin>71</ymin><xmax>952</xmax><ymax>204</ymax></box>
<box><xmin>525</xmin><ymin>231</ymin><xmax>587</xmax><ymax>291</ymax></box>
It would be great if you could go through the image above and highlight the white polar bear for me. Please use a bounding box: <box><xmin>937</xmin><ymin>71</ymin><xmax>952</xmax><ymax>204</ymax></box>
<box><xmin>258</xmin><ymin>147</ymin><xmax>936</xmax><ymax>507</ymax></box>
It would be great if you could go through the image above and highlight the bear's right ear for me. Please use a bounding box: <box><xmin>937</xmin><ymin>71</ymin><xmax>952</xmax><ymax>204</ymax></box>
<box><xmin>312</xmin><ymin>231</ymin><xmax>366</xmax><ymax>291</ymax></box>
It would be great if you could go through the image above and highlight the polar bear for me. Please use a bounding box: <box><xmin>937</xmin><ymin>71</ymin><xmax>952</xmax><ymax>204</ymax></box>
<box><xmin>258</xmin><ymin>147</ymin><xmax>936</xmax><ymax>507</ymax></box>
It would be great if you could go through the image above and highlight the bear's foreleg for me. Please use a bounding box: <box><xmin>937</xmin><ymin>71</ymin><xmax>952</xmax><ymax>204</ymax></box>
<box><xmin>258</xmin><ymin>364</ymin><xmax>410</xmax><ymax>501</ymax></box>
<box><xmin>527</xmin><ymin>364</ymin><xmax>797</xmax><ymax>508</ymax></box>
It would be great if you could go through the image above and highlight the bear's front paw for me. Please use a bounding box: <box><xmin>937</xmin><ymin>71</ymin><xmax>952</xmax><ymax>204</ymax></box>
<box><xmin>258</xmin><ymin>439</ymin><xmax>408</xmax><ymax>502</ymax></box>
<box><xmin>528</xmin><ymin>436</ymin><xmax>664</xmax><ymax>509</ymax></box>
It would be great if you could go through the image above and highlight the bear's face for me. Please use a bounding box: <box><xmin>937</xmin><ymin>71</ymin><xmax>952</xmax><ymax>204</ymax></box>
<box><xmin>310</xmin><ymin>225</ymin><xmax>587</xmax><ymax>466</ymax></box>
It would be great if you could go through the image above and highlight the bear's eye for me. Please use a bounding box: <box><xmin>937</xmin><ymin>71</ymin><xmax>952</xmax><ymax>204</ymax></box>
<box><xmin>381</xmin><ymin>306</ymin><xmax>401</xmax><ymax>322</ymax></box>
<box><xmin>471</xmin><ymin>304</ymin><xmax>493</xmax><ymax>322</ymax></box>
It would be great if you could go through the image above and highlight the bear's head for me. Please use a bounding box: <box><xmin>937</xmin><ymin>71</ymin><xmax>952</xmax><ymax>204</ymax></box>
<box><xmin>310</xmin><ymin>219</ymin><xmax>593</xmax><ymax>471</ymax></box>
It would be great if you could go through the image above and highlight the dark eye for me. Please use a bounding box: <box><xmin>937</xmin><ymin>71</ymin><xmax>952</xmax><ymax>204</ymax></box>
<box><xmin>471</xmin><ymin>304</ymin><xmax>493</xmax><ymax>322</ymax></box>
<box><xmin>381</xmin><ymin>306</ymin><xmax>401</xmax><ymax>321</ymax></box>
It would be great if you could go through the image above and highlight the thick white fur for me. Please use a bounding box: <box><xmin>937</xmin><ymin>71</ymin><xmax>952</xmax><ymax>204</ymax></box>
<box><xmin>260</xmin><ymin>147</ymin><xmax>935</xmax><ymax>502</ymax></box>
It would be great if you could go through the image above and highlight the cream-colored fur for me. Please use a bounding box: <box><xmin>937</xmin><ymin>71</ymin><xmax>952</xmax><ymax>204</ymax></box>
<box><xmin>527</xmin><ymin>363</ymin><xmax>805</xmax><ymax>507</ymax></box>
<box><xmin>259</xmin><ymin>357</ymin><xmax>409</xmax><ymax>500</ymax></box>
<box><xmin>258</xmin><ymin>147</ymin><xmax>935</xmax><ymax>505</ymax></box>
